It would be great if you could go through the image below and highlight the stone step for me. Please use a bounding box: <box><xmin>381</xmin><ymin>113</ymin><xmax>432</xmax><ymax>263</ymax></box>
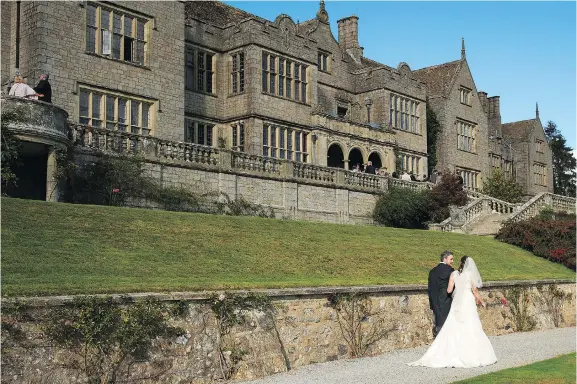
<box><xmin>466</xmin><ymin>212</ymin><xmax>512</xmax><ymax>236</ymax></box>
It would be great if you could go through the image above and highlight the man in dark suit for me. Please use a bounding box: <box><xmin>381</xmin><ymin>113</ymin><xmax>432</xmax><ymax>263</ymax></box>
<box><xmin>33</xmin><ymin>73</ymin><xmax>52</xmax><ymax>103</ymax></box>
<box><xmin>428</xmin><ymin>250</ymin><xmax>455</xmax><ymax>337</ymax></box>
<box><xmin>364</xmin><ymin>161</ymin><xmax>376</xmax><ymax>174</ymax></box>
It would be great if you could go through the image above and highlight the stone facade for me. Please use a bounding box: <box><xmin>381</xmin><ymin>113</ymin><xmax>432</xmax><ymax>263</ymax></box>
<box><xmin>2</xmin><ymin>281</ymin><xmax>574</xmax><ymax>383</ymax></box>
<box><xmin>1</xmin><ymin>1</ymin><xmax>552</xmax><ymax>197</ymax></box>
<box><xmin>413</xmin><ymin>41</ymin><xmax>554</xmax><ymax>195</ymax></box>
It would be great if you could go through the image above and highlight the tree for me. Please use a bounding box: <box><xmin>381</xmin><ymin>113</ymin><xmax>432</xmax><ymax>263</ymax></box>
<box><xmin>428</xmin><ymin>172</ymin><xmax>469</xmax><ymax>222</ymax></box>
<box><xmin>426</xmin><ymin>101</ymin><xmax>441</xmax><ymax>175</ymax></box>
<box><xmin>481</xmin><ymin>168</ymin><xmax>525</xmax><ymax>203</ymax></box>
<box><xmin>544</xmin><ymin>121</ymin><xmax>576</xmax><ymax>197</ymax></box>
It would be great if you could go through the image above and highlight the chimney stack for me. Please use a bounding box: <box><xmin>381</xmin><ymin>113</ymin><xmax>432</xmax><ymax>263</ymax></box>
<box><xmin>478</xmin><ymin>91</ymin><xmax>488</xmax><ymax>114</ymax></box>
<box><xmin>337</xmin><ymin>16</ymin><xmax>363</xmax><ymax>63</ymax></box>
<box><xmin>487</xmin><ymin>96</ymin><xmax>502</xmax><ymax>138</ymax></box>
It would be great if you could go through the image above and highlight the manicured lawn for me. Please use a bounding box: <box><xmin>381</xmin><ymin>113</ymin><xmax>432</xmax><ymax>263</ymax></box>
<box><xmin>453</xmin><ymin>353</ymin><xmax>576</xmax><ymax>383</ymax></box>
<box><xmin>1</xmin><ymin>197</ymin><xmax>574</xmax><ymax>297</ymax></box>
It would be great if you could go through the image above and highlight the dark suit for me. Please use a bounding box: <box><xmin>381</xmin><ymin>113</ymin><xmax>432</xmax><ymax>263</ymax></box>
<box><xmin>34</xmin><ymin>79</ymin><xmax>52</xmax><ymax>103</ymax></box>
<box><xmin>364</xmin><ymin>165</ymin><xmax>376</xmax><ymax>174</ymax></box>
<box><xmin>428</xmin><ymin>263</ymin><xmax>454</xmax><ymax>335</ymax></box>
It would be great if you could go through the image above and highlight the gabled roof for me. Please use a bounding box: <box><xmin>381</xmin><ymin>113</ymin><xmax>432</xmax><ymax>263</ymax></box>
<box><xmin>346</xmin><ymin>56</ymin><xmax>395</xmax><ymax>73</ymax></box>
<box><xmin>502</xmin><ymin>119</ymin><xmax>536</xmax><ymax>141</ymax></box>
<box><xmin>185</xmin><ymin>1</ymin><xmax>267</xmax><ymax>26</ymax></box>
<box><xmin>413</xmin><ymin>60</ymin><xmax>461</xmax><ymax>97</ymax></box>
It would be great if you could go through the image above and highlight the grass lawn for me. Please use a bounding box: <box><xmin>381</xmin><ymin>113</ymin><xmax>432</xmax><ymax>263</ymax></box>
<box><xmin>1</xmin><ymin>197</ymin><xmax>574</xmax><ymax>297</ymax></box>
<box><xmin>453</xmin><ymin>353</ymin><xmax>576</xmax><ymax>384</ymax></box>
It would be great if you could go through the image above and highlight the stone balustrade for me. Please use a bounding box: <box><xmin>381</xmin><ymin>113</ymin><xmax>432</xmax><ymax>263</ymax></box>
<box><xmin>68</xmin><ymin>125</ymin><xmax>575</xmax><ymax>226</ymax></box>
<box><xmin>510</xmin><ymin>192</ymin><xmax>576</xmax><ymax>223</ymax></box>
<box><xmin>388</xmin><ymin>178</ymin><xmax>433</xmax><ymax>192</ymax></box>
<box><xmin>344</xmin><ymin>170</ymin><xmax>386</xmax><ymax>190</ymax></box>
<box><xmin>293</xmin><ymin>162</ymin><xmax>336</xmax><ymax>183</ymax></box>
<box><xmin>232</xmin><ymin>151</ymin><xmax>282</xmax><ymax>175</ymax></box>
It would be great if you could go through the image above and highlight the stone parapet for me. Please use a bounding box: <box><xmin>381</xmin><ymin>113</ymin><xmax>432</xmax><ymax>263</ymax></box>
<box><xmin>1</xmin><ymin>96</ymin><xmax>69</xmax><ymax>148</ymax></box>
<box><xmin>2</xmin><ymin>280</ymin><xmax>575</xmax><ymax>383</ymax></box>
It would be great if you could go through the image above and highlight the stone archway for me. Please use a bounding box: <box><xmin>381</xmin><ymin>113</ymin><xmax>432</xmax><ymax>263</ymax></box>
<box><xmin>368</xmin><ymin>152</ymin><xmax>382</xmax><ymax>169</ymax></box>
<box><xmin>348</xmin><ymin>147</ymin><xmax>364</xmax><ymax>170</ymax></box>
<box><xmin>327</xmin><ymin>143</ymin><xmax>345</xmax><ymax>168</ymax></box>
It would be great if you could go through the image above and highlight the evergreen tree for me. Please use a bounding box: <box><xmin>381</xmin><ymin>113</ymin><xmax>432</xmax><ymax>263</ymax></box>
<box><xmin>544</xmin><ymin>121</ymin><xmax>576</xmax><ymax>196</ymax></box>
<box><xmin>426</xmin><ymin>101</ymin><xmax>441</xmax><ymax>175</ymax></box>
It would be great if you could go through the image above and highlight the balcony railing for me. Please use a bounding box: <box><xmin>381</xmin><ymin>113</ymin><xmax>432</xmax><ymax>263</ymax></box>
<box><xmin>1</xmin><ymin>96</ymin><xmax>69</xmax><ymax>145</ymax></box>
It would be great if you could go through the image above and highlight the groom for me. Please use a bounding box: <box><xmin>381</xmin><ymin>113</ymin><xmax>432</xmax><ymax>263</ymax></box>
<box><xmin>428</xmin><ymin>250</ymin><xmax>455</xmax><ymax>337</ymax></box>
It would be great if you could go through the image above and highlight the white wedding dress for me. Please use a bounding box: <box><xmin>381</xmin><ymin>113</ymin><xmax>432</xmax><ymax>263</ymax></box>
<box><xmin>408</xmin><ymin>263</ymin><xmax>497</xmax><ymax>368</ymax></box>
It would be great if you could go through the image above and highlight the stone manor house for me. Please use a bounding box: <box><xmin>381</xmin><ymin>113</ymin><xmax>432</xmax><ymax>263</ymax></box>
<box><xmin>1</xmin><ymin>0</ymin><xmax>553</xmax><ymax>198</ymax></box>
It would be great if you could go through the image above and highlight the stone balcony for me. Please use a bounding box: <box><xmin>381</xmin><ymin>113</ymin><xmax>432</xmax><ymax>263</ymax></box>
<box><xmin>1</xmin><ymin>96</ymin><xmax>70</xmax><ymax>201</ymax></box>
<box><xmin>1</xmin><ymin>96</ymin><xmax>69</xmax><ymax>147</ymax></box>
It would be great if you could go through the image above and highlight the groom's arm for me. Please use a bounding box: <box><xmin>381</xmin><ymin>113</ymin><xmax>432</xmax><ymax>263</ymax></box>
<box><xmin>427</xmin><ymin>269</ymin><xmax>435</xmax><ymax>309</ymax></box>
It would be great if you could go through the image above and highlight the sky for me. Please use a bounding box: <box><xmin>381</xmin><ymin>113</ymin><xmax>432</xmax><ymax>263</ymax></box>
<box><xmin>224</xmin><ymin>1</ymin><xmax>576</xmax><ymax>150</ymax></box>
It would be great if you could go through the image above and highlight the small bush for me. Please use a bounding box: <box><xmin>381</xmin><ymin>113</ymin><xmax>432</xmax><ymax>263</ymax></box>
<box><xmin>428</xmin><ymin>172</ymin><xmax>469</xmax><ymax>222</ymax></box>
<box><xmin>496</xmin><ymin>212</ymin><xmax>576</xmax><ymax>270</ymax></box>
<box><xmin>373</xmin><ymin>187</ymin><xmax>430</xmax><ymax>229</ymax></box>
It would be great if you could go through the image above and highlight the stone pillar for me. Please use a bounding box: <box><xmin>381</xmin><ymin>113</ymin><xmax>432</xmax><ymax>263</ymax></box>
<box><xmin>45</xmin><ymin>146</ymin><xmax>59</xmax><ymax>202</ymax></box>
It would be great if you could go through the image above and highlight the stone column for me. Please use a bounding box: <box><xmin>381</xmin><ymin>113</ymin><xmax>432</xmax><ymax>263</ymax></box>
<box><xmin>45</xmin><ymin>146</ymin><xmax>59</xmax><ymax>202</ymax></box>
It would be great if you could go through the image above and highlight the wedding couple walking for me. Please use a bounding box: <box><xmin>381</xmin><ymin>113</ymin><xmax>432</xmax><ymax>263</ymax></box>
<box><xmin>408</xmin><ymin>251</ymin><xmax>498</xmax><ymax>368</ymax></box>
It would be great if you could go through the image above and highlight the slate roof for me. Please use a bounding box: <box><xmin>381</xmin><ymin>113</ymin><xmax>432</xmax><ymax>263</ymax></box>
<box><xmin>413</xmin><ymin>60</ymin><xmax>461</xmax><ymax>97</ymax></box>
<box><xmin>502</xmin><ymin>119</ymin><xmax>536</xmax><ymax>141</ymax></box>
<box><xmin>185</xmin><ymin>1</ymin><xmax>267</xmax><ymax>26</ymax></box>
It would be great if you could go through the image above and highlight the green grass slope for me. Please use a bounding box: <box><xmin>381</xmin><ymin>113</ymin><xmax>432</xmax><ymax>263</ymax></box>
<box><xmin>453</xmin><ymin>352</ymin><xmax>576</xmax><ymax>383</ymax></box>
<box><xmin>1</xmin><ymin>198</ymin><xmax>574</xmax><ymax>297</ymax></box>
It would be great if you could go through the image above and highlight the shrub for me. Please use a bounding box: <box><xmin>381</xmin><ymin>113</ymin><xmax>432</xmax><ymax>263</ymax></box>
<box><xmin>496</xmin><ymin>212</ymin><xmax>576</xmax><ymax>270</ymax></box>
<box><xmin>481</xmin><ymin>168</ymin><xmax>525</xmax><ymax>203</ymax></box>
<box><xmin>44</xmin><ymin>296</ymin><xmax>184</xmax><ymax>383</ymax></box>
<box><xmin>1</xmin><ymin>110</ymin><xmax>23</xmax><ymax>193</ymax></box>
<box><xmin>373</xmin><ymin>187</ymin><xmax>430</xmax><ymax>229</ymax></box>
<box><xmin>428</xmin><ymin>172</ymin><xmax>469</xmax><ymax>222</ymax></box>
<box><xmin>68</xmin><ymin>154</ymin><xmax>151</xmax><ymax>206</ymax></box>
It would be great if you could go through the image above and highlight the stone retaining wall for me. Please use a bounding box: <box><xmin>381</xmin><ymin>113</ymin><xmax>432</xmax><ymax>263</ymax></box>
<box><xmin>1</xmin><ymin>280</ymin><xmax>574</xmax><ymax>383</ymax></box>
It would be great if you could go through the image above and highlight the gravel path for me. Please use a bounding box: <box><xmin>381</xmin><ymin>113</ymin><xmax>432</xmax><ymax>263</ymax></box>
<box><xmin>238</xmin><ymin>327</ymin><xmax>576</xmax><ymax>384</ymax></box>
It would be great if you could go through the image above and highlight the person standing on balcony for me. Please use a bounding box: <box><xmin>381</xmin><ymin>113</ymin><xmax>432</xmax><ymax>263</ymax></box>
<box><xmin>364</xmin><ymin>161</ymin><xmax>376</xmax><ymax>174</ymax></box>
<box><xmin>33</xmin><ymin>73</ymin><xmax>52</xmax><ymax>103</ymax></box>
<box><xmin>8</xmin><ymin>76</ymin><xmax>37</xmax><ymax>99</ymax></box>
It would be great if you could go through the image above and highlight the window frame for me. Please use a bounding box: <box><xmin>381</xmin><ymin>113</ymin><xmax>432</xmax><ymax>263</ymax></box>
<box><xmin>317</xmin><ymin>50</ymin><xmax>330</xmax><ymax>73</ymax></box>
<box><xmin>79</xmin><ymin>86</ymin><xmax>155</xmax><ymax>136</ymax></box>
<box><xmin>535</xmin><ymin>139</ymin><xmax>545</xmax><ymax>153</ymax></box>
<box><xmin>184</xmin><ymin>119</ymin><xmax>214</xmax><ymax>146</ymax></box>
<box><xmin>186</xmin><ymin>46</ymin><xmax>215</xmax><ymax>94</ymax></box>
<box><xmin>231</xmin><ymin>122</ymin><xmax>245</xmax><ymax>152</ymax></box>
<box><xmin>459</xmin><ymin>87</ymin><xmax>472</xmax><ymax>106</ymax></box>
<box><xmin>398</xmin><ymin>152</ymin><xmax>421</xmax><ymax>174</ymax></box>
<box><xmin>533</xmin><ymin>162</ymin><xmax>547</xmax><ymax>186</ymax></box>
<box><xmin>231</xmin><ymin>51</ymin><xmax>245</xmax><ymax>94</ymax></box>
<box><xmin>85</xmin><ymin>3</ymin><xmax>149</xmax><ymax>66</ymax></box>
<box><xmin>456</xmin><ymin>120</ymin><xmax>477</xmax><ymax>153</ymax></box>
<box><xmin>262</xmin><ymin>51</ymin><xmax>308</xmax><ymax>104</ymax></box>
<box><xmin>389</xmin><ymin>93</ymin><xmax>420</xmax><ymax>134</ymax></box>
<box><xmin>456</xmin><ymin>168</ymin><xmax>480</xmax><ymax>191</ymax></box>
<box><xmin>262</xmin><ymin>123</ymin><xmax>308</xmax><ymax>162</ymax></box>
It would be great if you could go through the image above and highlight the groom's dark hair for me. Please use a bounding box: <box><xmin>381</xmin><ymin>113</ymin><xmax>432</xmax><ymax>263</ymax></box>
<box><xmin>440</xmin><ymin>250</ymin><xmax>453</xmax><ymax>262</ymax></box>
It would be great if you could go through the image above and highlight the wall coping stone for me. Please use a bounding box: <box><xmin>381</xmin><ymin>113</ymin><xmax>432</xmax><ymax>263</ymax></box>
<box><xmin>4</xmin><ymin>279</ymin><xmax>574</xmax><ymax>308</ymax></box>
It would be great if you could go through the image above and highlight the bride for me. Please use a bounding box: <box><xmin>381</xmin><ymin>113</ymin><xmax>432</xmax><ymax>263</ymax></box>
<box><xmin>408</xmin><ymin>256</ymin><xmax>498</xmax><ymax>368</ymax></box>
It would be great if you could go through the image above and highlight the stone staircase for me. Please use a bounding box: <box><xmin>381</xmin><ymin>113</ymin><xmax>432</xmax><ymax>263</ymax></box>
<box><xmin>464</xmin><ymin>212</ymin><xmax>513</xmax><ymax>236</ymax></box>
<box><xmin>429</xmin><ymin>192</ymin><xmax>575</xmax><ymax>236</ymax></box>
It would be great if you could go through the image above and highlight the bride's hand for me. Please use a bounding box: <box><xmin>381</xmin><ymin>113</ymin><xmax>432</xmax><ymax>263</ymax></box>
<box><xmin>481</xmin><ymin>301</ymin><xmax>487</xmax><ymax>309</ymax></box>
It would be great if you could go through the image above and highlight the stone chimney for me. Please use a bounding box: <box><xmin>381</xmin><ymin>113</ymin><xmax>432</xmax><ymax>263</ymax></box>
<box><xmin>337</xmin><ymin>16</ymin><xmax>363</xmax><ymax>63</ymax></box>
<box><xmin>487</xmin><ymin>96</ymin><xmax>502</xmax><ymax>139</ymax></box>
<box><xmin>478</xmin><ymin>91</ymin><xmax>488</xmax><ymax>114</ymax></box>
